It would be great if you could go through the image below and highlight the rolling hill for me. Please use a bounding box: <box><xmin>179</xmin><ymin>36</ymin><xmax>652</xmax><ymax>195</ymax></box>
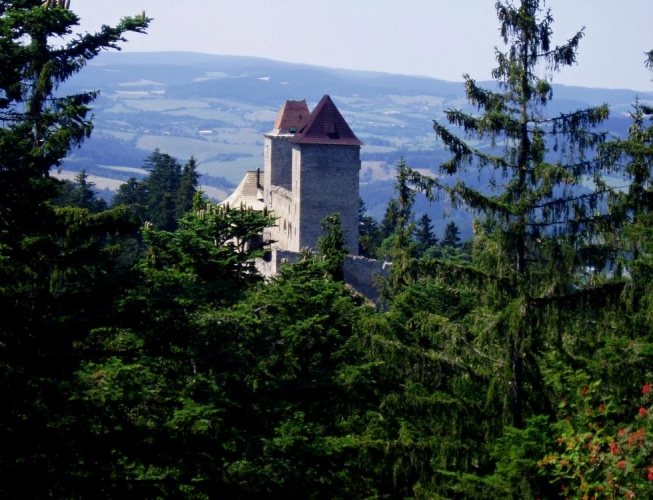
<box><xmin>59</xmin><ymin>51</ymin><xmax>653</xmax><ymax>238</ymax></box>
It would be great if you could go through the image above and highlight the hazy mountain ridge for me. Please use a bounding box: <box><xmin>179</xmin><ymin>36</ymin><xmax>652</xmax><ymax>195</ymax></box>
<box><xmin>60</xmin><ymin>51</ymin><xmax>652</xmax><ymax>236</ymax></box>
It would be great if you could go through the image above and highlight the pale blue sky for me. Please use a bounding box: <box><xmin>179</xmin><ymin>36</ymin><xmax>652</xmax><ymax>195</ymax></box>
<box><xmin>71</xmin><ymin>0</ymin><xmax>652</xmax><ymax>91</ymax></box>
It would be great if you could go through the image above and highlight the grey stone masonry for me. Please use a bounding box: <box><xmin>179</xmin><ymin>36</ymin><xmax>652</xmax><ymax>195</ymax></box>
<box><xmin>263</xmin><ymin>132</ymin><xmax>293</xmax><ymax>195</ymax></box>
<box><xmin>292</xmin><ymin>143</ymin><xmax>360</xmax><ymax>255</ymax></box>
<box><xmin>233</xmin><ymin>96</ymin><xmax>375</xmax><ymax>296</ymax></box>
<box><xmin>237</xmin><ymin>96</ymin><xmax>363</xmax><ymax>256</ymax></box>
<box><xmin>255</xmin><ymin>249</ymin><xmax>389</xmax><ymax>301</ymax></box>
<box><xmin>264</xmin><ymin>186</ymin><xmax>294</xmax><ymax>251</ymax></box>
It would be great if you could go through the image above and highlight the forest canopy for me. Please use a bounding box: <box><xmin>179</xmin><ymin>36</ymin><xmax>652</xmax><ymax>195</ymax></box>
<box><xmin>1</xmin><ymin>1</ymin><xmax>653</xmax><ymax>499</ymax></box>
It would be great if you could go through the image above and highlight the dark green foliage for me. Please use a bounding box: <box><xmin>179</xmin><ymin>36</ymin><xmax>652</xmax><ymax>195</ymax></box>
<box><xmin>440</xmin><ymin>220</ymin><xmax>461</xmax><ymax>249</ymax></box>
<box><xmin>142</xmin><ymin>149</ymin><xmax>183</xmax><ymax>230</ymax></box>
<box><xmin>317</xmin><ymin>213</ymin><xmax>348</xmax><ymax>281</ymax></box>
<box><xmin>349</xmin><ymin>275</ymin><xmax>491</xmax><ymax>499</ymax></box>
<box><xmin>483</xmin><ymin>416</ymin><xmax>555</xmax><ymax>499</ymax></box>
<box><xmin>78</xmin><ymin>228</ymin><xmax>368</xmax><ymax>498</ymax></box>
<box><xmin>0</xmin><ymin>2</ymin><xmax>149</xmax><ymax>497</ymax></box>
<box><xmin>358</xmin><ymin>197</ymin><xmax>380</xmax><ymax>257</ymax></box>
<box><xmin>582</xmin><ymin>75</ymin><xmax>653</xmax><ymax>420</ymax></box>
<box><xmin>112</xmin><ymin>150</ymin><xmax>200</xmax><ymax>231</ymax></box>
<box><xmin>379</xmin><ymin>160</ymin><xmax>415</xmax><ymax>248</ymax></box>
<box><xmin>205</xmin><ymin>256</ymin><xmax>370</xmax><ymax>498</ymax></box>
<box><xmin>53</xmin><ymin>169</ymin><xmax>108</xmax><ymax>212</ymax></box>
<box><xmin>113</xmin><ymin>176</ymin><xmax>147</xmax><ymax>215</ymax></box>
<box><xmin>414</xmin><ymin>213</ymin><xmax>438</xmax><ymax>256</ymax></box>
<box><xmin>177</xmin><ymin>155</ymin><xmax>200</xmax><ymax>218</ymax></box>
<box><xmin>353</xmin><ymin>1</ymin><xmax>637</xmax><ymax>497</ymax></box>
<box><xmin>141</xmin><ymin>202</ymin><xmax>273</xmax><ymax>295</ymax></box>
<box><xmin>378</xmin><ymin>159</ymin><xmax>420</xmax><ymax>301</ymax></box>
<box><xmin>0</xmin><ymin>2</ymin><xmax>148</xmax><ymax>247</ymax></box>
<box><xmin>407</xmin><ymin>0</ymin><xmax>613</xmax><ymax>433</ymax></box>
<box><xmin>601</xmin><ymin>99</ymin><xmax>653</xmax><ymax>253</ymax></box>
<box><xmin>4</xmin><ymin>2</ymin><xmax>653</xmax><ymax>499</ymax></box>
<box><xmin>0</xmin><ymin>204</ymin><xmax>143</xmax><ymax>499</ymax></box>
<box><xmin>379</xmin><ymin>198</ymin><xmax>400</xmax><ymax>242</ymax></box>
<box><xmin>70</xmin><ymin>204</ymin><xmax>274</xmax><ymax>498</ymax></box>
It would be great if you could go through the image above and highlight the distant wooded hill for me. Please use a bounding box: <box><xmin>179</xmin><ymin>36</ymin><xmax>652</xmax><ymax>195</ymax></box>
<box><xmin>60</xmin><ymin>51</ymin><xmax>653</xmax><ymax>238</ymax></box>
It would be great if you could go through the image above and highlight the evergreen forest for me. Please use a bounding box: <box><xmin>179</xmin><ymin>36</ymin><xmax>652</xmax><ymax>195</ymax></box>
<box><xmin>2</xmin><ymin>1</ymin><xmax>653</xmax><ymax>498</ymax></box>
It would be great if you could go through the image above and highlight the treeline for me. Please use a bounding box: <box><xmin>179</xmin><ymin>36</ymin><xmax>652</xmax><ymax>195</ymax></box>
<box><xmin>2</xmin><ymin>1</ymin><xmax>653</xmax><ymax>499</ymax></box>
<box><xmin>57</xmin><ymin>150</ymin><xmax>236</xmax><ymax>224</ymax></box>
<box><xmin>55</xmin><ymin>150</ymin><xmax>199</xmax><ymax>230</ymax></box>
<box><xmin>359</xmin><ymin>173</ymin><xmax>469</xmax><ymax>263</ymax></box>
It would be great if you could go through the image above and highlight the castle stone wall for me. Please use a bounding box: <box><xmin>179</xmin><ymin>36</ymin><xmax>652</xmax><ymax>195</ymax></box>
<box><xmin>264</xmin><ymin>186</ymin><xmax>298</xmax><ymax>251</ymax></box>
<box><xmin>255</xmin><ymin>249</ymin><xmax>388</xmax><ymax>301</ymax></box>
<box><xmin>293</xmin><ymin>144</ymin><xmax>360</xmax><ymax>255</ymax></box>
<box><xmin>343</xmin><ymin>255</ymin><xmax>389</xmax><ymax>301</ymax></box>
<box><xmin>254</xmin><ymin>249</ymin><xmax>303</xmax><ymax>277</ymax></box>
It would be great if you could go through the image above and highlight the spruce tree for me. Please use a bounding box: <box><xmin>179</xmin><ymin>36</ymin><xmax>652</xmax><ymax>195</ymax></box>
<box><xmin>113</xmin><ymin>176</ymin><xmax>146</xmax><ymax>212</ymax></box>
<box><xmin>420</xmin><ymin>0</ymin><xmax>610</xmax><ymax>428</ymax></box>
<box><xmin>0</xmin><ymin>2</ymin><xmax>148</xmax><ymax>239</ymax></box>
<box><xmin>358</xmin><ymin>198</ymin><xmax>379</xmax><ymax>257</ymax></box>
<box><xmin>53</xmin><ymin>170</ymin><xmax>107</xmax><ymax>212</ymax></box>
<box><xmin>374</xmin><ymin>5</ymin><xmax>613</xmax><ymax>494</ymax></box>
<box><xmin>317</xmin><ymin>213</ymin><xmax>347</xmax><ymax>281</ymax></box>
<box><xmin>204</xmin><ymin>249</ymin><xmax>368</xmax><ymax>498</ymax></box>
<box><xmin>414</xmin><ymin>213</ymin><xmax>437</xmax><ymax>256</ymax></box>
<box><xmin>440</xmin><ymin>220</ymin><xmax>461</xmax><ymax>249</ymax></box>
<box><xmin>0</xmin><ymin>2</ymin><xmax>149</xmax><ymax>496</ymax></box>
<box><xmin>176</xmin><ymin>155</ymin><xmax>200</xmax><ymax>219</ymax></box>
<box><xmin>379</xmin><ymin>159</ymin><xmax>419</xmax><ymax>298</ymax></box>
<box><xmin>141</xmin><ymin>149</ymin><xmax>183</xmax><ymax>231</ymax></box>
<box><xmin>582</xmin><ymin>63</ymin><xmax>653</xmax><ymax>412</ymax></box>
<box><xmin>76</xmin><ymin>203</ymin><xmax>276</xmax><ymax>497</ymax></box>
<box><xmin>379</xmin><ymin>198</ymin><xmax>400</xmax><ymax>242</ymax></box>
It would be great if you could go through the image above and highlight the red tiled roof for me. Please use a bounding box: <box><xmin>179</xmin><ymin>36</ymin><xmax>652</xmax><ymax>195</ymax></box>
<box><xmin>290</xmin><ymin>95</ymin><xmax>363</xmax><ymax>146</ymax></box>
<box><xmin>273</xmin><ymin>99</ymin><xmax>310</xmax><ymax>132</ymax></box>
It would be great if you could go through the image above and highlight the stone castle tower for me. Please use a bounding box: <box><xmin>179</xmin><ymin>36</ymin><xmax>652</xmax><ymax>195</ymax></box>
<box><xmin>224</xmin><ymin>95</ymin><xmax>362</xmax><ymax>255</ymax></box>
<box><xmin>264</xmin><ymin>95</ymin><xmax>362</xmax><ymax>254</ymax></box>
<box><xmin>223</xmin><ymin>96</ymin><xmax>382</xmax><ymax>296</ymax></box>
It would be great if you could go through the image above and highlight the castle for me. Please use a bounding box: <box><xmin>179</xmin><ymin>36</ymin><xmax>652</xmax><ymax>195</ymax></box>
<box><xmin>223</xmin><ymin>95</ymin><xmax>363</xmax><ymax>255</ymax></box>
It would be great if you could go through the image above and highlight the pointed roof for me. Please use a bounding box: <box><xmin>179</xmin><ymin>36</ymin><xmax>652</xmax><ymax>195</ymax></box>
<box><xmin>273</xmin><ymin>99</ymin><xmax>310</xmax><ymax>133</ymax></box>
<box><xmin>289</xmin><ymin>95</ymin><xmax>363</xmax><ymax>146</ymax></box>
